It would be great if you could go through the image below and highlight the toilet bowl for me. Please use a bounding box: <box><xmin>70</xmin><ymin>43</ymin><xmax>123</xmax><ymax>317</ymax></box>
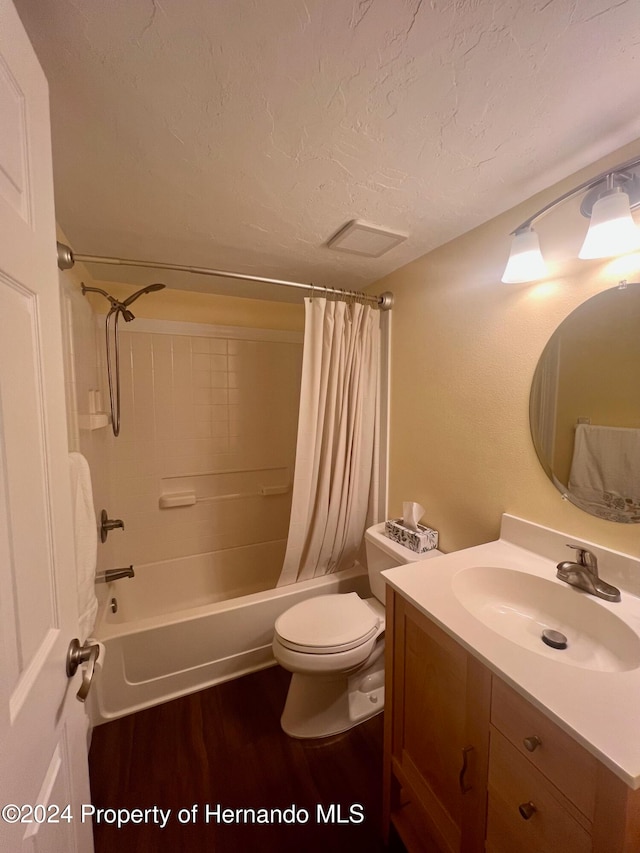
<box><xmin>272</xmin><ymin>522</ymin><xmax>442</xmax><ymax>738</ymax></box>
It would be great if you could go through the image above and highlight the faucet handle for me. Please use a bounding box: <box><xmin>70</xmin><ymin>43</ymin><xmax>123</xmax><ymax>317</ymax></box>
<box><xmin>566</xmin><ymin>544</ymin><xmax>598</xmax><ymax>569</ymax></box>
<box><xmin>100</xmin><ymin>509</ymin><xmax>125</xmax><ymax>543</ymax></box>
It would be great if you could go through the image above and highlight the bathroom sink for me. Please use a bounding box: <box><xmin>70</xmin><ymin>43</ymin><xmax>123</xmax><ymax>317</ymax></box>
<box><xmin>452</xmin><ymin>566</ymin><xmax>640</xmax><ymax>672</ymax></box>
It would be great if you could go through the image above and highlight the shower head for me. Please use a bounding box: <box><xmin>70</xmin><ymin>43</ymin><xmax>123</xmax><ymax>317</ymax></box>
<box><xmin>123</xmin><ymin>282</ymin><xmax>166</xmax><ymax>307</ymax></box>
<box><xmin>105</xmin><ymin>303</ymin><xmax>136</xmax><ymax>322</ymax></box>
<box><xmin>81</xmin><ymin>281</ymin><xmax>165</xmax><ymax>315</ymax></box>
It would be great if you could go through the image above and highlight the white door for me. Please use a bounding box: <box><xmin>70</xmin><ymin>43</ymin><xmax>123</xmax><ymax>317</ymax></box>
<box><xmin>0</xmin><ymin>2</ymin><xmax>94</xmax><ymax>851</ymax></box>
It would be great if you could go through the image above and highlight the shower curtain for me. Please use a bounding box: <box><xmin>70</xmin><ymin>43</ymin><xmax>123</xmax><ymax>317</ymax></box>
<box><xmin>277</xmin><ymin>296</ymin><xmax>380</xmax><ymax>586</ymax></box>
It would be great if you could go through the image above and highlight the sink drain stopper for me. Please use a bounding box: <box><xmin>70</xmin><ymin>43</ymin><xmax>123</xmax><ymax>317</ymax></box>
<box><xmin>541</xmin><ymin>629</ymin><xmax>568</xmax><ymax>650</ymax></box>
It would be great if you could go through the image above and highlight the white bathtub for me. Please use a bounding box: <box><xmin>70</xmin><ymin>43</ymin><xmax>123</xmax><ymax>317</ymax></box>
<box><xmin>88</xmin><ymin>541</ymin><xmax>370</xmax><ymax>724</ymax></box>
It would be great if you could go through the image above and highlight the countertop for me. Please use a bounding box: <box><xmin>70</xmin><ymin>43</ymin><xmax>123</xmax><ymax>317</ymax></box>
<box><xmin>382</xmin><ymin>514</ymin><xmax>640</xmax><ymax>789</ymax></box>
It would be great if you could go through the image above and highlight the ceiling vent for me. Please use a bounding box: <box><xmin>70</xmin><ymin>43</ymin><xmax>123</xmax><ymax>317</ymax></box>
<box><xmin>326</xmin><ymin>220</ymin><xmax>408</xmax><ymax>257</ymax></box>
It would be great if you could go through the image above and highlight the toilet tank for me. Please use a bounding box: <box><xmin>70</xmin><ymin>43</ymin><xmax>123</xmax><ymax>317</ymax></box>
<box><xmin>364</xmin><ymin>521</ymin><xmax>442</xmax><ymax>602</ymax></box>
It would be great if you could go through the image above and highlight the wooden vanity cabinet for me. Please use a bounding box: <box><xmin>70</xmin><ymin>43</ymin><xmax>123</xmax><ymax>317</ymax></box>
<box><xmin>383</xmin><ymin>589</ymin><xmax>491</xmax><ymax>852</ymax></box>
<box><xmin>383</xmin><ymin>588</ymin><xmax>640</xmax><ymax>853</ymax></box>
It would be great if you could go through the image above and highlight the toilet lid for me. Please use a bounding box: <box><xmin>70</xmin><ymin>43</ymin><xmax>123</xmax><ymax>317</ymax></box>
<box><xmin>275</xmin><ymin>593</ymin><xmax>380</xmax><ymax>653</ymax></box>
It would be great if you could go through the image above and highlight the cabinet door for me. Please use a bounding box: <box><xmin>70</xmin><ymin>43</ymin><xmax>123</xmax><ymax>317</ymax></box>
<box><xmin>387</xmin><ymin>594</ymin><xmax>490</xmax><ymax>852</ymax></box>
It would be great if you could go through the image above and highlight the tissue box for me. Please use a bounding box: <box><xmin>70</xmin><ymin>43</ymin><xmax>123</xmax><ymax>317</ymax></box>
<box><xmin>385</xmin><ymin>518</ymin><xmax>439</xmax><ymax>553</ymax></box>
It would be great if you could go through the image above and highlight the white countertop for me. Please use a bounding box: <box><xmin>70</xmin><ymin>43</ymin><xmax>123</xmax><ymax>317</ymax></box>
<box><xmin>382</xmin><ymin>514</ymin><xmax>640</xmax><ymax>789</ymax></box>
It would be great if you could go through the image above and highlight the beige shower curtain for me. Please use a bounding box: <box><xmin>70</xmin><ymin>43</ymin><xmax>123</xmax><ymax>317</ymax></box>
<box><xmin>277</xmin><ymin>296</ymin><xmax>380</xmax><ymax>586</ymax></box>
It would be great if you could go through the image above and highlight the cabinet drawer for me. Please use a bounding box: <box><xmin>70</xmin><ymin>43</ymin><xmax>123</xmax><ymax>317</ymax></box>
<box><xmin>487</xmin><ymin>728</ymin><xmax>592</xmax><ymax>853</ymax></box>
<box><xmin>491</xmin><ymin>677</ymin><xmax>597</xmax><ymax>819</ymax></box>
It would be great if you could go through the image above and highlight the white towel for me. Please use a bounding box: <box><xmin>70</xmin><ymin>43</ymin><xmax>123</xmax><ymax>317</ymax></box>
<box><xmin>568</xmin><ymin>424</ymin><xmax>640</xmax><ymax>522</ymax></box>
<box><xmin>69</xmin><ymin>452</ymin><xmax>98</xmax><ymax>641</ymax></box>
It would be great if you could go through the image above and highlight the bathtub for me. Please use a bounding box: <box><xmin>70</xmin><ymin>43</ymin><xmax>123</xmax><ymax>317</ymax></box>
<box><xmin>88</xmin><ymin>541</ymin><xmax>370</xmax><ymax>724</ymax></box>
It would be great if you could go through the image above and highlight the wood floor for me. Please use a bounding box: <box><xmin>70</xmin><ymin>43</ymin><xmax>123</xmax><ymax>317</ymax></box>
<box><xmin>89</xmin><ymin>665</ymin><xmax>405</xmax><ymax>853</ymax></box>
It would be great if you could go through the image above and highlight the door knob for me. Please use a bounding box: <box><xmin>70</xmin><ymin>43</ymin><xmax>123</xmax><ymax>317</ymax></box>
<box><xmin>66</xmin><ymin>638</ymin><xmax>100</xmax><ymax>702</ymax></box>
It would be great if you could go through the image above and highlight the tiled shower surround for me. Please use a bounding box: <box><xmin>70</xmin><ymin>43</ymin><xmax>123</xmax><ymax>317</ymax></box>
<box><xmin>104</xmin><ymin>322</ymin><xmax>303</xmax><ymax>568</ymax></box>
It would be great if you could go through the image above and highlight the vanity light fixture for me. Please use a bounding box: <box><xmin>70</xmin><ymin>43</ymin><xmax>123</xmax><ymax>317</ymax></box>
<box><xmin>502</xmin><ymin>155</ymin><xmax>640</xmax><ymax>283</ymax></box>
<box><xmin>578</xmin><ymin>182</ymin><xmax>640</xmax><ymax>259</ymax></box>
<box><xmin>501</xmin><ymin>227</ymin><xmax>548</xmax><ymax>284</ymax></box>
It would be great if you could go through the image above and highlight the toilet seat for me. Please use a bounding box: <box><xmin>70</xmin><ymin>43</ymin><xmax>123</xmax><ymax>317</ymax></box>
<box><xmin>274</xmin><ymin>593</ymin><xmax>381</xmax><ymax>654</ymax></box>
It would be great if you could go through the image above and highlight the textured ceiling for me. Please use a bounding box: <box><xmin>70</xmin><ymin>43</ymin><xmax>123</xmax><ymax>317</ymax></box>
<box><xmin>14</xmin><ymin>0</ymin><xmax>640</xmax><ymax>302</ymax></box>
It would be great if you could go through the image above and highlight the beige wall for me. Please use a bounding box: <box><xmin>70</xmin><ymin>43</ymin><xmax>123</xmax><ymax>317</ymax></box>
<box><xmin>373</xmin><ymin>140</ymin><xmax>640</xmax><ymax>557</ymax></box>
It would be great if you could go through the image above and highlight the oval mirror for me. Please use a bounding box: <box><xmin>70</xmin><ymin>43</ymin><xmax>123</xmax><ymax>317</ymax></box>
<box><xmin>530</xmin><ymin>282</ymin><xmax>640</xmax><ymax>523</ymax></box>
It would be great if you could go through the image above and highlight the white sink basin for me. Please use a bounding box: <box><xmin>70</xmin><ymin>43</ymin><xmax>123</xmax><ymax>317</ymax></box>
<box><xmin>452</xmin><ymin>566</ymin><xmax>640</xmax><ymax>672</ymax></box>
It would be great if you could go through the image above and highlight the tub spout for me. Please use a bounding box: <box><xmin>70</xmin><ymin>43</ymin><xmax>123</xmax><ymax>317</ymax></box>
<box><xmin>96</xmin><ymin>566</ymin><xmax>135</xmax><ymax>583</ymax></box>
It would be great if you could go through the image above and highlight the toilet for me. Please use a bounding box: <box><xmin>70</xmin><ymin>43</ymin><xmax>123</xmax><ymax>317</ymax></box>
<box><xmin>272</xmin><ymin>521</ymin><xmax>443</xmax><ymax>738</ymax></box>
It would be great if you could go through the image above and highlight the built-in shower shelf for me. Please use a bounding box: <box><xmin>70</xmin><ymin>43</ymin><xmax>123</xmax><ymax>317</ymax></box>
<box><xmin>159</xmin><ymin>492</ymin><xmax>197</xmax><ymax>508</ymax></box>
<box><xmin>159</xmin><ymin>467</ymin><xmax>292</xmax><ymax>509</ymax></box>
<box><xmin>158</xmin><ymin>484</ymin><xmax>290</xmax><ymax>508</ymax></box>
<box><xmin>78</xmin><ymin>412</ymin><xmax>110</xmax><ymax>430</ymax></box>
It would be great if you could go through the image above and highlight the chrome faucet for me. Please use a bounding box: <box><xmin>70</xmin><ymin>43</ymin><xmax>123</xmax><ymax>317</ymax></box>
<box><xmin>95</xmin><ymin>566</ymin><xmax>135</xmax><ymax>583</ymax></box>
<box><xmin>556</xmin><ymin>545</ymin><xmax>620</xmax><ymax>602</ymax></box>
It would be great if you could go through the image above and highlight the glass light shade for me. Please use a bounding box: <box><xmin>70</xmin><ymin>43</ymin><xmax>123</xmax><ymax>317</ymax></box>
<box><xmin>501</xmin><ymin>228</ymin><xmax>548</xmax><ymax>283</ymax></box>
<box><xmin>579</xmin><ymin>190</ymin><xmax>640</xmax><ymax>259</ymax></box>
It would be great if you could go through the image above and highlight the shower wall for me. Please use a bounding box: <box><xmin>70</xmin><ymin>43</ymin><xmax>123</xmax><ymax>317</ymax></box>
<box><xmin>59</xmin><ymin>257</ymin><xmax>305</xmax><ymax>587</ymax></box>
<box><xmin>59</xmin><ymin>260</ymin><xmax>116</xmax><ymax>571</ymax></box>
<box><xmin>105</xmin><ymin>321</ymin><xmax>303</xmax><ymax>568</ymax></box>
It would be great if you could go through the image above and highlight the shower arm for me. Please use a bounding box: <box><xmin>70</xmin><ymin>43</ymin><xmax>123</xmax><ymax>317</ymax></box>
<box><xmin>58</xmin><ymin>243</ymin><xmax>394</xmax><ymax>310</ymax></box>
<box><xmin>81</xmin><ymin>283</ymin><xmax>119</xmax><ymax>307</ymax></box>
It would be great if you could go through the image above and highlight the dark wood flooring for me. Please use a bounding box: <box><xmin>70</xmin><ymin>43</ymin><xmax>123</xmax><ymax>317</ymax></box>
<box><xmin>89</xmin><ymin>665</ymin><xmax>406</xmax><ymax>853</ymax></box>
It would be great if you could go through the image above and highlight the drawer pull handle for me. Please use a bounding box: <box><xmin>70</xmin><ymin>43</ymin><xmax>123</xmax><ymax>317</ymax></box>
<box><xmin>523</xmin><ymin>735</ymin><xmax>542</xmax><ymax>752</ymax></box>
<box><xmin>518</xmin><ymin>801</ymin><xmax>537</xmax><ymax>820</ymax></box>
<box><xmin>459</xmin><ymin>745</ymin><xmax>474</xmax><ymax>793</ymax></box>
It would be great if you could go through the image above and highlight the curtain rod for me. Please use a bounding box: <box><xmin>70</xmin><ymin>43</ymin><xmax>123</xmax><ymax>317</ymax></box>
<box><xmin>56</xmin><ymin>243</ymin><xmax>394</xmax><ymax>310</ymax></box>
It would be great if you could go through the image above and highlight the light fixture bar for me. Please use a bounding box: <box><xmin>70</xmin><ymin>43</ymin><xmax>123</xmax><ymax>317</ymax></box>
<box><xmin>502</xmin><ymin>152</ymin><xmax>640</xmax><ymax>284</ymax></box>
<box><xmin>508</xmin><ymin>152</ymin><xmax>640</xmax><ymax>236</ymax></box>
